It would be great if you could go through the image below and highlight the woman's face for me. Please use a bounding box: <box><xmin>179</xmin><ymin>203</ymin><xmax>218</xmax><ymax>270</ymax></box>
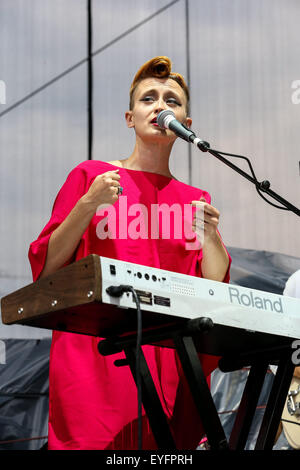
<box><xmin>126</xmin><ymin>77</ymin><xmax>192</xmax><ymax>143</ymax></box>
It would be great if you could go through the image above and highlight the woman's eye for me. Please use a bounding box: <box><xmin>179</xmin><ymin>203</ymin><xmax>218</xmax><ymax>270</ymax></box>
<box><xmin>141</xmin><ymin>96</ymin><xmax>154</xmax><ymax>102</ymax></box>
<box><xmin>140</xmin><ymin>96</ymin><xmax>181</xmax><ymax>106</ymax></box>
<box><xmin>167</xmin><ymin>98</ymin><xmax>181</xmax><ymax>106</ymax></box>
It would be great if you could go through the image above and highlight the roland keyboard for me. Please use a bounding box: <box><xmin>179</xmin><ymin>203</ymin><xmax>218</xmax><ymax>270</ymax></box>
<box><xmin>1</xmin><ymin>255</ymin><xmax>300</xmax><ymax>355</ymax></box>
<box><xmin>100</xmin><ymin>256</ymin><xmax>300</xmax><ymax>340</ymax></box>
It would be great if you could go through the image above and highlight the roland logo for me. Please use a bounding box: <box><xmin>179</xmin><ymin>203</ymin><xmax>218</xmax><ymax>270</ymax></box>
<box><xmin>228</xmin><ymin>287</ymin><xmax>283</xmax><ymax>313</ymax></box>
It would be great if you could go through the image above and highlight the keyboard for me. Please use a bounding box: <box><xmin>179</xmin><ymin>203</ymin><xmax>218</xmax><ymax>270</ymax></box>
<box><xmin>1</xmin><ymin>255</ymin><xmax>300</xmax><ymax>354</ymax></box>
<box><xmin>100</xmin><ymin>256</ymin><xmax>300</xmax><ymax>340</ymax></box>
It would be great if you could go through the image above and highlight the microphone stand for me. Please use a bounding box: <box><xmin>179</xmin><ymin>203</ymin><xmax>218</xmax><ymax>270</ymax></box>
<box><xmin>156</xmin><ymin>111</ymin><xmax>299</xmax><ymax>216</ymax></box>
<box><xmin>192</xmin><ymin>138</ymin><xmax>300</xmax><ymax>217</ymax></box>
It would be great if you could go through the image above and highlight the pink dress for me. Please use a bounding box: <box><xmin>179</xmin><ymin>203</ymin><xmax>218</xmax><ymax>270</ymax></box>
<box><xmin>29</xmin><ymin>161</ymin><xmax>230</xmax><ymax>450</ymax></box>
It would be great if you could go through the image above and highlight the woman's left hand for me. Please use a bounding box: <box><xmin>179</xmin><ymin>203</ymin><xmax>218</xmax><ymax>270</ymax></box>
<box><xmin>190</xmin><ymin>196</ymin><xmax>229</xmax><ymax>281</ymax></box>
<box><xmin>190</xmin><ymin>196</ymin><xmax>221</xmax><ymax>243</ymax></box>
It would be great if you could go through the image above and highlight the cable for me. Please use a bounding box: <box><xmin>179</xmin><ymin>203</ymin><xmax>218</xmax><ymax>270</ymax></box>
<box><xmin>185</xmin><ymin>0</ymin><xmax>192</xmax><ymax>185</ymax></box>
<box><xmin>0</xmin><ymin>436</ymin><xmax>48</xmax><ymax>446</ymax></box>
<box><xmin>0</xmin><ymin>58</ymin><xmax>87</xmax><ymax>119</ymax></box>
<box><xmin>130</xmin><ymin>287</ymin><xmax>143</xmax><ymax>451</ymax></box>
<box><xmin>0</xmin><ymin>391</ymin><xmax>48</xmax><ymax>398</ymax></box>
<box><xmin>206</xmin><ymin>146</ymin><xmax>291</xmax><ymax>211</ymax></box>
<box><xmin>105</xmin><ymin>284</ymin><xmax>143</xmax><ymax>450</ymax></box>
<box><xmin>87</xmin><ymin>0</ymin><xmax>93</xmax><ymax>161</ymax></box>
<box><xmin>281</xmin><ymin>418</ymin><xmax>300</xmax><ymax>427</ymax></box>
<box><xmin>0</xmin><ymin>0</ymin><xmax>181</xmax><ymax>119</ymax></box>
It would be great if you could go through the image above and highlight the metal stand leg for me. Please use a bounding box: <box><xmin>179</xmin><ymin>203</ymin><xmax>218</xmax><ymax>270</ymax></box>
<box><xmin>228</xmin><ymin>361</ymin><xmax>269</xmax><ymax>450</ymax></box>
<box><xmin>99</xmin><ymin>318</ymin><xmax>293</xmax><ymax>451</ymax></box>
<box><xmin>122</xmin><ymin>344</ymin><xmax>177</xmax><ymax>449</ymax></box>
<box><xmin>98</xmin><ymin>318</ymin><xmax>225</xmax><ymax>450</ymax></box>
<box><xmin>255</xmin><ymin>352</ymin><xmax>295</xmax><ymax>450</ymax></box>
<box><xmin>173</xmin><ymin>334</ymin><xmax>229</xmax><ymax>450</ymax></box>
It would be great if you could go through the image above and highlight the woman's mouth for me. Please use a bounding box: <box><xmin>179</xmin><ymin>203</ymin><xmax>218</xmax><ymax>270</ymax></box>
<box><xmin>150</xmin><ymin>118</ymin><xmax>159</xmax><ymax>127</ymax></box>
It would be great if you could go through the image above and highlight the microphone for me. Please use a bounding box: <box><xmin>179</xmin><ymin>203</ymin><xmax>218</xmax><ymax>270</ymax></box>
<box><xmin>157</xmin><ymin>110</ymin><xmax>210</xmax><ymax>150</ymax></box>
<box><xmin>157</xmin><ymin>110</ymin><xmax>195</xmax><ymax>142</ymax></box>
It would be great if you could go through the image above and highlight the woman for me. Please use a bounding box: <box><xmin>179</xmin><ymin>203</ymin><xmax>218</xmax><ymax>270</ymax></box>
<box><xmin>29</xmin><ymin>56</ymin><xmax>230</xmax><ymax>450</ymax></box>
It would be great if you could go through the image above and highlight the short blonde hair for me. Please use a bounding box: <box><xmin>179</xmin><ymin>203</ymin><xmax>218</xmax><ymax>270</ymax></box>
<box><xmin>129</xmin><ymin>56</ymin><xmax>190</xmax><ymax>113</ymax></box>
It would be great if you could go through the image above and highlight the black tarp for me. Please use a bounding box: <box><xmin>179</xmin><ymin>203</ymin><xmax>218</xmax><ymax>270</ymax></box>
<box><xmin>0</xmin><ymin>339</ymin><xmax>50</xmax><ymax>450</ymax></box>
<box><xmin>0</xmin><ymin>247</ymin><xmax>299</xmax><ymax>450</ymax></box>
<box><xmin>229</xmin><ymin>246</ymin><xmax>300</xmax><ymax>293</ymax></box>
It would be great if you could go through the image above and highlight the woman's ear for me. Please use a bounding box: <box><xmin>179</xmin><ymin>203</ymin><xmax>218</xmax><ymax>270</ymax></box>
<box><xmin>125</xmin><ymin>110</ymin><xmax>135</xmax><ymax>128</ymax></box>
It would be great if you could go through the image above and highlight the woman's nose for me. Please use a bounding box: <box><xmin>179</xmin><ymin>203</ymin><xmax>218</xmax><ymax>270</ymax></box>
<box><xmin>155</xmin><ymin>98</ymin><xmax>166</xmax><ymax>114</ymax></box>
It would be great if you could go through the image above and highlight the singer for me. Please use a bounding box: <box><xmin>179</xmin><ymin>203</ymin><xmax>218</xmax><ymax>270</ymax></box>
<box><xmin>28</xmin><ymin>56</ymin><xmax>230</xmax><ymax>450</ymax></box>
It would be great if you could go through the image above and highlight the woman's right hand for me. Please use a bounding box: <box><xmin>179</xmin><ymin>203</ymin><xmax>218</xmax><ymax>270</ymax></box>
<box><xmin>39</xmin><ymin>169</ymin><xmax>121</xmax><ymax>279</ymax></box>
<box><xmin>82</xmin><ymin>169</ymin><xmax>121</xmax><ymax>211</ymax></box>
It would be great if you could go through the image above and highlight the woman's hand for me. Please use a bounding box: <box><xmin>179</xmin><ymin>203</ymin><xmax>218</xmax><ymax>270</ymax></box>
<box><xmin>39</xmin><ymin>170</ymin><xmax>121</xmax><ymax>279</ymax></box>
<box><xmin>191</xmin><ymin>196</ymin><xmax>220</xmax><ymax>243</ymax></box>
<box><xmin>83</xmin><ymin>170</ymin><xmax>121</xmax><ymax>211</ymax></box>
<box><xmin>190</xmin><ymin>196</ymin><xmax>229</xmax><ymax>281</ymax></box>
